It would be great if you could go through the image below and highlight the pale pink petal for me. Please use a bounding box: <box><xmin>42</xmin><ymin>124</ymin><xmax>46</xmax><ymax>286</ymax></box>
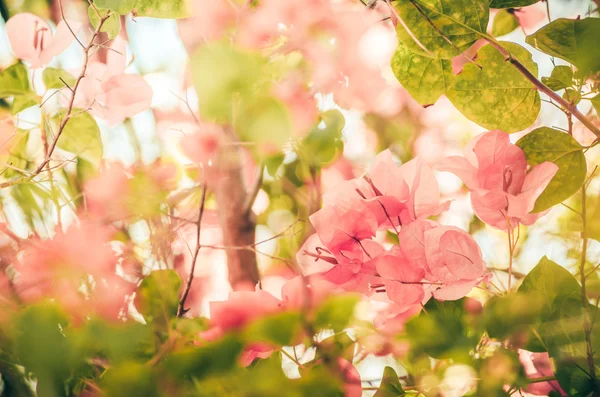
<box><xmin>508</xmin><ymin>161</ymin><xmax>559</xmax><ymax>217</ymax></box>
<box><xmin>338</xmin><ymin>358</ymin><xmax>362</xmax><ymax>397</ymax></box>
<box><xmin>97</xmin><ymin>74</ymin><xmax>153</xmax><ymax>125</ymax></box>
<box><xmin>5</xmin><ymin>13</ymin><xmax>51</xmax><ymax>68</ymax></box>
<box><xmin>369</xmin><ymin>149</ymin><xmax>410</xmax><ymax>199</ymax></box>
<box><xmin>470</xmin><ymin>189</ymin><xmax>512</xmax><ymax>231</ymax></box>
<box><xmin>106</xmin><ymin>36</ymin><xmax>127</xmax><ymax>77</ymax></box>
<box><xmin>436</xmin><ymin>155</ymin><xmax>480</xmax><ymax>190</ymax></box>
<box><xmin>399</xmin><ymin>157</ymin><xmax>444</xmax><ymax>219</ymax></box>
<box><xmin>432</xmin><ymin>279</ymin><xmax>480</xmax><ymax>301</ymax></box>
<box><xmin>40</xmin><ymin>19</ymin><xmax>83</xmax><ymax>66</ymax></box>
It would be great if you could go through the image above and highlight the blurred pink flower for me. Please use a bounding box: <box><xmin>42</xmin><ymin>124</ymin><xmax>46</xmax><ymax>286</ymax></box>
<box><xmin>74</xmin><ymin>37</ymin><xmax>153</xmax><ymax>125</ymax></box>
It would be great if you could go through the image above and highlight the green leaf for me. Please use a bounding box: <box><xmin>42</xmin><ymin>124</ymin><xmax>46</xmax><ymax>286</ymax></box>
<box><xmin>42</xmin><ymin>68</ymin><xmax>76</xmax><ymax>90</ymax></box>
<box><xmin>315</xmin><ymin>332</ymin><xmax>356</xmax><ymax>362</ymax></box>
<box><xmin>14</xmin><ymin>303</ymin><xmax>72</xmax><ymax>397</ymax></box>
<box><xmin>94</xmin><ymin>0</ymin><xmax>191</xmax><ymax>18</ymax></box>
<box><xmin>374</xmin><ymin>366</ymin><xmax>404</xmax><ymax>397</ymax></box>
<box><xmin>88</xmin><ymin>7</ymin><xmax>121</xmax><ymax>40</ymax></box>
<box><xmin>393</xmin><ymin>0</ymin><xmax>489</xmax><ymax>59</ymax></box>
<box><xmin>11</xmin><ymin>95</ymin><xmax>37</xmax><ymax>115</ymax></box>
<box><xmin>391</xmin><ymin>42</ymin><xmax>453</xmax><ymax>106</ymax></box>
<box><xmin>235</xmin><ymin>96</ymin><xmax>292</xmax><ymax>151</ymax></box>
<box><xmin>314</xmin><ymin>294</ymin><xmax>360</xmax><ymax>333</ymax></box>
<box><xmin>526</xmin><ymin>17</ymin><xmax>600</xmax><ymax>75</ymax></box>
<box><xmin>244</xmin><ymin>311</ymin><xmax>302</xmax><ymax>346</ymax></box>
<box><xmin>299</xmin><ymin>110</ymin><xmax>345</xmax><ymax>166</ymax></box>
<box><xmin>74</xmin><ymin>319</ymin><xmax>155</xmax><ymax>364</ymax></box>
<box><xmin>101</xmin><ymin>362</ymin><xmax>158</xmax><ymax>397</ymax></box>
<box><xmin>490</xmin><ymin>0</ymin><xmax>539</xmax><ymax>8</ymax></box>
<box><xmin>541</xmin><ymin>65</ymin><xmax>573</xmax><ymax>91</ymax></box>
<box><xmin>191</xmin><ymin>42</ymin><xmax>265</xmax><ymax>122</ymax></box>
<box><xmin>516</xmin><ymin>127</ymin><xmax>586</xmax><ymax>212</ymax></box>
<box><xmin>405</xmin><ymin>299</ymin><xmax>478</xmax><ymax>360</ymax></box>
<box><xmin>491</xmin><ymin>9</ymin><xmax>519</xmax><ymax>37</ymax></box>
<box><xmin>134</xmin><ymin>270</ymin><xmax>182</xmax><ymax>326</ymax></box>
<box><xmin>2</xmin><ymin>130</ymin><xmax>30</xmax><ymax>179</ymax></box>
<box><xmin>483</xmin><ymin>293</ymin><xmax>544</xmax><ymax>339</ymax></box>
<box><xmin>0</xmin><ymin>63</ymin><xmax>31</xmax><ymax>97</ymax></box>
<box><xmin>162</xmin><ymin>334</ymin><xmax>244</xmax><ymax>381</ymax></box>
<box><xmin>446</xmin><ymin>42</ymin><xmax>541</xmax><ymax>132</ymax></box>
<box><xmin>518</xmin><ymin>256</ymin><xmax>581</xmax><ymax>315</ymax></box>
<box><xmin>53</xmin><ymin>110</ymin><xmax>103</xmax><ymax>165</ymax></box>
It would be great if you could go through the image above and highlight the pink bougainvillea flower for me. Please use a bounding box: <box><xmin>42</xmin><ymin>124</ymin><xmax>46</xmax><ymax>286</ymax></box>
<box><xmin>280</xmin><ymin>275</ymin><xmax>334</xmax><ymax>311</ymax></box>
<box><xmin>338</xmin><ymin>358</ymin><xmax>362</xmax><ymax>397</ymax></box>
<box><xmin>207</xmin><ymin>290</ymin><xmax>283</xmax><ymax>332</ymax></box>
<box><xmin>438</xmin><ymin>130</ymin><xmax>558</xmax><ymax>230</ymax></box>
<box><xmin>372</xmin><ymin>247</ymin><xmax>425</xmax><ymax>308</ymax></box>
<box><xmin>424</xmin><ymin>225</ymin><xmax>488</xmax><ymax>300</ymax></box>
<box><xmin>309</xmin><ymin>204</ymin><xmax>378</xmax><ymax>263</ymax></box>
<box><xmin>517</xmin><ymin>350</ymin><xmax>566</xmax><ymax>396</ymax></box>
<box><xmin>273</xmin><ymin>76</ymin><xmax>318</xmax><ymax>137</ymax></box>
<box><xmin>180</xmin><ymin>122</ymin><xmax>223</xmax><ymax>165</ymax></box>
<box><xmin>14</xmin><ymin>220</ymin><xmax>133</xmax><ymax>321</ymax></box>
<box><xmin>6</xmin><ymin>13</ymin><xmax>82</xmax><ymax>68</ymax></box>
<box><xmin>177</xmin><ymin>0</ymin><xmax>237</xmax><ymax>52</ymax></box>
<box><xmin>74</xmin><ymin>37</ymin><xmax>153</xmax><ymax>125</ymax></box>
<box><xmin>322</xmin><ymin>150</ymin><xmax>448</xmax><ymax>232</ymax></box>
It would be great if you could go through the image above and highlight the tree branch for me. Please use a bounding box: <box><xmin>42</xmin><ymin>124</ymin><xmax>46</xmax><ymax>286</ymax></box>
<box><xmin>177</xmin><ymin>183</ymin><xmax>207</xmax><ymax>317</ymax></box>
<box><xmin>484</xmin><ymin>38</ymin><xmax>600</xmax><ymax>140</ymax></box>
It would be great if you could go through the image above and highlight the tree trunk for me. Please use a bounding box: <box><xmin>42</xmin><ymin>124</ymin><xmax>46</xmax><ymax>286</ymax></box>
<box><xmin>209</xmin><ymin>127</ymin><xmax>260</xmax><ymax>290</ymax></box>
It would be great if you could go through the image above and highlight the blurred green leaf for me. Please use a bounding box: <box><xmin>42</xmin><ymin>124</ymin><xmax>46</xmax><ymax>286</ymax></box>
<box><xmin>14</xmin><ymin>303</ymin><xmax>72</xmax><ymax>397</ymax></box>
<box><xmin>134</xmin><ymin>270</ymin><xmax>181</xmax><ymax>327</ymax></box>
<box><xmin>541</xmin><ymin>65</ymin><xmax>573</xmax><ymax>91</ymax></box>
<box><xmin>406</xmin><ymin>299</ymin><xmax>478</xmax><ymax>360</ymax></box>
<box><xmin>191</xmin><ymin>42</ymin><xmax>265</xmax><ymax>122</ymax></box>
<box><xmin>244</xmin><ymin>311</ymin><xmax>302</xmax><ymax>347</ymax></box>
<box><xmin>491</xmin><ymin>9</ymin><xmax>519</xmax><ymax>37</ymax></box>
<box><xmin>11</xmin><ymin>96</ymin><xmax>37</xmax><ymax>115</ymax></box>
<box><xmin>516</xmin><ymin>127</ymin><xmax>586</xmax><ymax>212</ymax></box>
<box><xmin>53</xmin><ymin>109</ymin><xmax>103</xmax><ymax>166</ymax></box>
<box><xmin>483</xmin><ymin>293</ymin><xmax>544</xmax><ymax>339</ymax></box>
<box><xmin>88</xmin><ymin>7</ymin><xmax>121</xmax><ymax>40</ymax></box>
<box><xmin>391</xmin><ymin>42</ymin><xmax>452</xmax><ymax>106</ymax></box>
<box><xmin>526</xmin><ymin>17</ymin><xmax>600</xmax><ymax>75</ymax></box>
<box><xmin>447</xmin><ymin>42</ymin><xmax>540</xmax><ymax>132</ymax></box>
<box><xmin>101</xmin><ymin>362</ymin><xmax>158</xmax><ymax>397</ymax></box>
<box><xmin>0</xmin><ymin>63</ymin><xmax>31</xmax><ymax>97</ymax></box>
<box><xmin>589</xmin><ymin>94</ymin><xmax>600</xmax><ymax>116</ymax></box>
<box><xmin>490</xmin><ymin>0</ymin><xmax>539</xmax><ymax>7</ymax></box>
<box><xmin>235</xmin><ymin>96</ymin><xmax>292</xmax><ymax>151</ymax></box>
<box><xmin>162</xmin><ymin>334</ymin><xmax>244</xmax><ymax>381</ymax></box>
<box><xmin>299</xmin><ymin>110</ymin><xmax>345</xmax><ymax>167</ymax></box>
<box><xmin>374</xmin><ymin>366</ymin><xmax>404</xmax><ymax>397</ymax></box>
<box><xmin>315</xmin><ymin>332</ymin><xmax>356</xmax><ymax>363</ymax></box>
<box><xmin>314</xmin><ymin>294</ymin><xmax>360</xmax><ymax>333</ymax></box>
<box><xmin>42</xmin><ymin>68</ymin><xmax>76</xmax><ymax>90</ymax></box>
<box><xmin>94</xmin><ymin>0</ymin><xmax>191</xmax><ymax>18</ymax></box>
<box><xmin>393</xmin><ymin>0</ymin><xmax>488</xmax><ymax>59</ymax></box>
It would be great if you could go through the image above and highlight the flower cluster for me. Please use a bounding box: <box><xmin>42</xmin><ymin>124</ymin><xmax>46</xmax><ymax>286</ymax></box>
<box><xmin>298</xmin><ymin>149</ymin><xmax>489</xmax><ymax>329</ymax></box>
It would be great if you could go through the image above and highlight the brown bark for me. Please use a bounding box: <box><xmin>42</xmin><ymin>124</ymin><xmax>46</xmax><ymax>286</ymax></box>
<box><xmin>209</xmin><ymin>127</ymin><xmax>260</xmax><ymax>290</ymax></box>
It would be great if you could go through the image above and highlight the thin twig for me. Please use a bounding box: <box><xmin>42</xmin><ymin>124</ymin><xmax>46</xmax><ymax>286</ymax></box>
<box><xmin>177</xmin><ymin>183</ymin><xmax>208</xmax><ymax>317</ymax></box>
